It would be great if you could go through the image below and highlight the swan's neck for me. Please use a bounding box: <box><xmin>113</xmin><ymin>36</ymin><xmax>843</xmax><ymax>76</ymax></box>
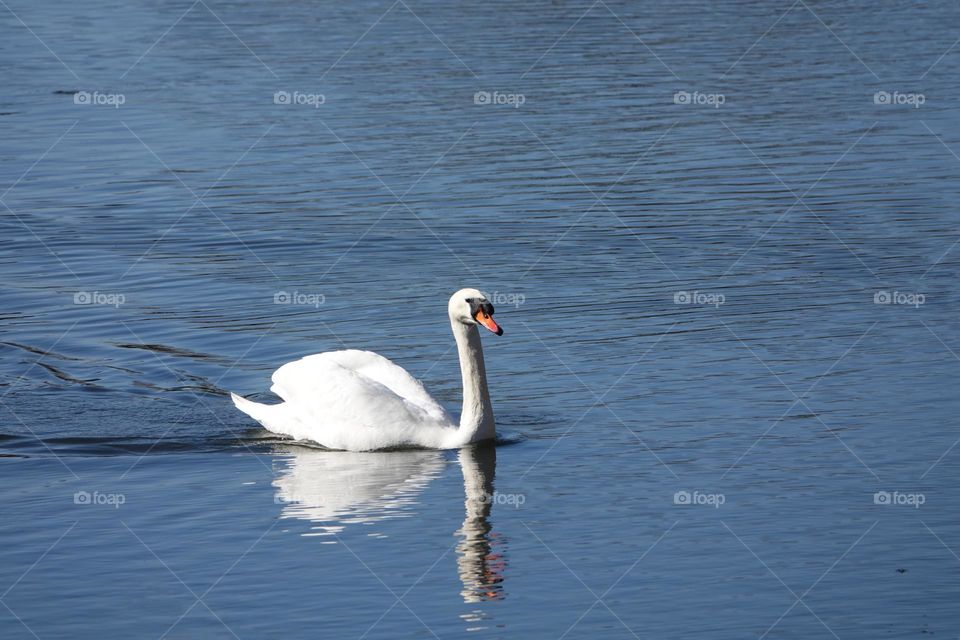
<box><xmin>451</xmin><ymin>319</ymin><xmax>495</xmax><ymax>444</ymax></box>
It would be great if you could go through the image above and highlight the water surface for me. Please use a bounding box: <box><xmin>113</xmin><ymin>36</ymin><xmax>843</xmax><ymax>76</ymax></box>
<box><xmin>3</xmin><ymin>0</ymin><xmax>960</xmax><ymax>637</ymax></box>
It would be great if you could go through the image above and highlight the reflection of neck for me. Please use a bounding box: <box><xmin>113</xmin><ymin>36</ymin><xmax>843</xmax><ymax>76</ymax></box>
<box><xmin>456</xmin><ymin>446</ymin><xmax>504</xmax><ymax>603</ymax></box>
<box><xmin>452</xmin><ymin>319</ymin><xmax>495</xmax><ymax>443</ymax></box>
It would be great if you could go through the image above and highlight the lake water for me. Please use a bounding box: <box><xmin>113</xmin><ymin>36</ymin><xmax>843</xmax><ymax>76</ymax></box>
<box><xmin>3</xmin><ymin>0</ymin><xmax>960</xmax><ymax>637</ymax></box>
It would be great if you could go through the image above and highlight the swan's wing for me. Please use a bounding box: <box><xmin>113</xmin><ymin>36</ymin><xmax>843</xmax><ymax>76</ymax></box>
<box><xmin>270</xmin><ymin>350</ymin><xmax>453</xmax><ymax>427</ymax></box>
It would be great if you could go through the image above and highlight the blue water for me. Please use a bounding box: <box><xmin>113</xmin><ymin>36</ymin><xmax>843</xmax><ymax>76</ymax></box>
<box><xmin>3</xmin><ymin>0</ymin><xmax>960</xmax><ymax>637</ymax></box>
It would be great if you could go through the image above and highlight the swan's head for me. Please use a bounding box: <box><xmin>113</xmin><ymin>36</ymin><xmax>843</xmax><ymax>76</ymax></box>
<box><xmin>449</xmin><ymin>288</ymin><xmax>503</xmax><ymax>336</ymax></box>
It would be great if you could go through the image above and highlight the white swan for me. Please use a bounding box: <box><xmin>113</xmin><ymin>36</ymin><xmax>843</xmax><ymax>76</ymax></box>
<box><xmin>230</xmin><ymin>288</ymin><xmax>504</xmax><ymax>450</ymax></box>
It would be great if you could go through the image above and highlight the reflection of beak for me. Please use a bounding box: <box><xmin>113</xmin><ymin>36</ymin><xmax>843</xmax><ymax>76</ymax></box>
<box><xmin>474</xmin><ymin>310</ymin><xmax>503</xmax><ymax>335</ymax></box>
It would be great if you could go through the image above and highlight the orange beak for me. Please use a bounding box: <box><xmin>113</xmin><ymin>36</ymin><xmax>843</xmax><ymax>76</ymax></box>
<box><xmin>474</xmin><ymin>309</ymin><xmax>503</xmax><ymax>335</ymax></box>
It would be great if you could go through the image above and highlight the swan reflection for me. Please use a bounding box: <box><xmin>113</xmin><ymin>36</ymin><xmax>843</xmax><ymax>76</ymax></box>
<box><xmin>456</xmin><ymin>445</ymin><xmax>506</xmax><ymax>602</ymax></box>
<box><xmin>272</xmin><ymin>444</ymin><xmax>507</xmax><ymax>602</ymax></box>
<box><xmin>272</xmin><ymin>447</ymin><xmax>445</xmax><ymax>535</ymax></box>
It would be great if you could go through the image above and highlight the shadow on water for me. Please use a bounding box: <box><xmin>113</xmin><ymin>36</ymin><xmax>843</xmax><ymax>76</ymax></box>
<box><xmin>0</xmin><ymin>429</ymin><xmax>282</xmax><ymax>457</ymax></box>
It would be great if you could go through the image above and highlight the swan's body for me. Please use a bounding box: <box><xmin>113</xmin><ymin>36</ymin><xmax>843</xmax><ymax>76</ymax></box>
<box><xmin>231</xmin><ymin>288</ymin><xmax>503</xmax><ymax>451</ymax></box>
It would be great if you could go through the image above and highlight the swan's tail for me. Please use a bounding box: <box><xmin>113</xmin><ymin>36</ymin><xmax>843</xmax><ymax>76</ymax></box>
<box><xmin>231</xmin><ymin>392</ymin><xmax>278</xmax><ymax>425</ymax></box>
<box><xmin>231</xmin><ymin>393</ymin><xmax>302</xmax><ymax>441</ymax></box>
